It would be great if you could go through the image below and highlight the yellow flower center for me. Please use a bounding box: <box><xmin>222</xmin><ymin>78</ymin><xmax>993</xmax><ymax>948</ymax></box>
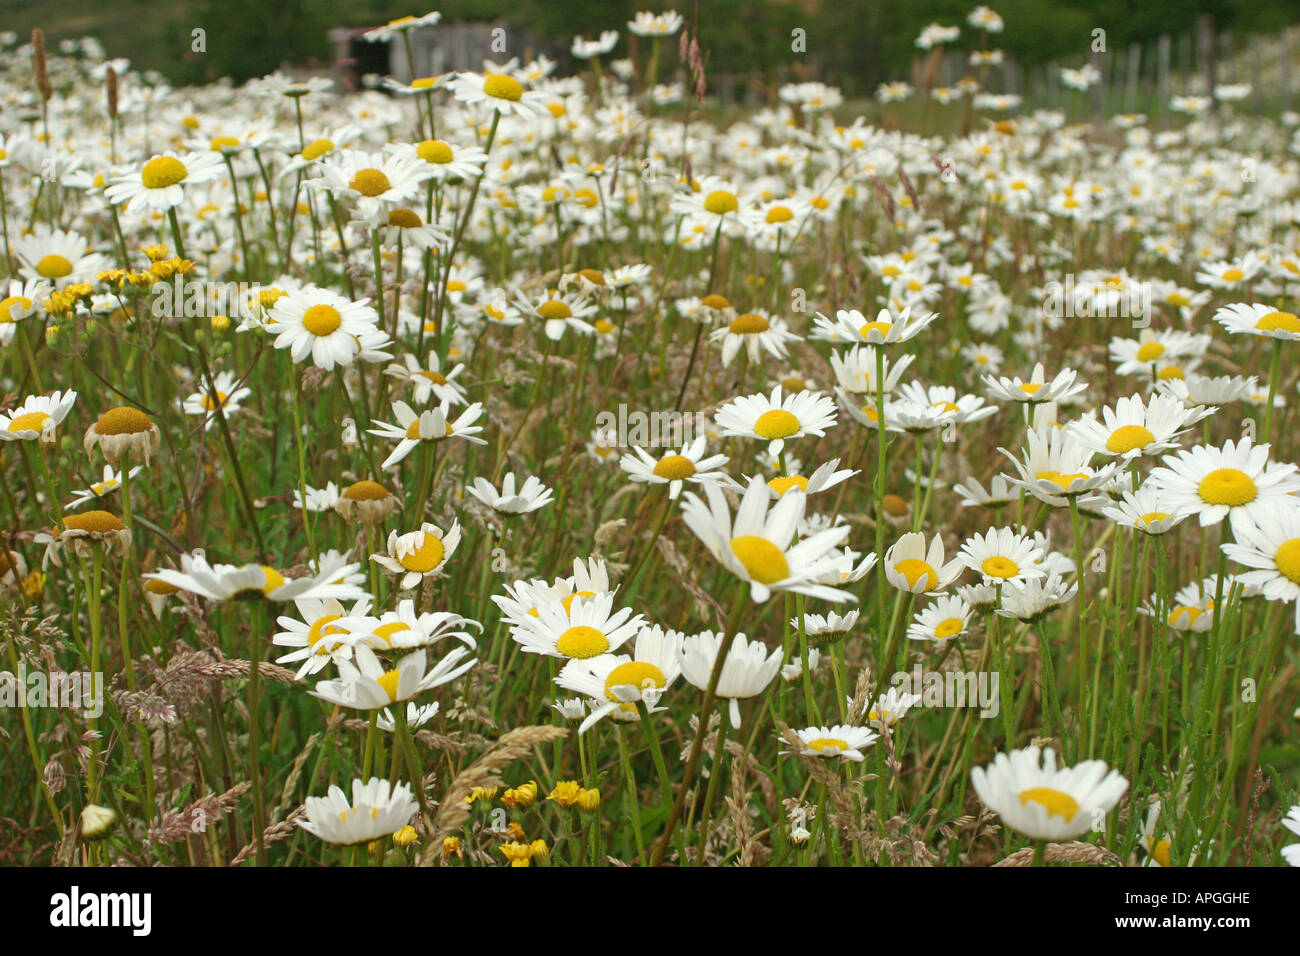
<box><xmin>1138</xmin><ymin>511</ymin><xmax>1170</xmax><ymax>527</ymax></box>
<box><xmin>343</xmin><ymin>480</ymin><xmax>391</xmax><ymax>501</ymax></box>
<box><xmin>1220</xmin><ymin>268</ymin><xmax>1244</xmax><ymax>282</ymax></box>
<box><xmin>1018</xmin><ymin>382</ymin><xmax>1043</xmax><ymax>396</ymax></box>
<box><xmin>701</xmin><ymin>294</ymin><xmax>731</xmax><ymax>310</ymax></box>
<box><xmin>1135</xmin><ymin>341</ymin><xmax>1165</xmax><ymax>362</ymax></box>
<box><xmin>348</xmin><ymin>168</ymin><xmax>392</xmax><ymax>197</ymax></box>
<box><xmin>387</xmin><ymin>208</ymin><xmax>423</xmax><ymax>228</ymax></box>
<box><xmin>703</xmin><ymin>190</ymin><xmax>739</xmax><ymax>215</ymax></box>
<box><xmin>1150</xmin><ymin>838</ymin><xmax>1172</xmax><ymax>867</ymax></box>
<box><xmin>95</xmin><ymin>406</ymin><xmax>153</xmax><ymax>435</ymax></box>
<box><xmin>807</xmin><ymin>737</ymin><xmax>851</xmax><ymax>754</ymax></box>
<box><xmin>729</xmin><ymin>312</ymin><xmax>769</xmax><ymax>334</ymax></box>
<box><xmin>1197</xmin><ymin>468</ymin><xmax>1257</xmax><ymax>507</ymax></box>
<box><xmin>604</xmin><ymin>661</ymin><xmax>666</xmax><ymax>703</ymax></box>
<box><xmin>307</xmin><ymin>614</ymin><xmax>346</xmax><ymax>653</ymax></box>
<box><xmin>417</xmin><ymin>139</ymin><xmax>454</xmax><ymax>164</ymax></box>
<box><xmin>377</xmin><ymin>668</ymin><xmax>402</xmax><ymax>702</ymax></box>
<box><xmin>1106</xmin><ymin>424</ymin><xmax>1155</xmax><ymax>454</ymax></box>
<box><xmin>765</xmin><ymin>205</ymin><xmax>793</xmax><ymax>223</ymax></box>
<box><xmin>1018</xmin><ymin>786</ymin><xmax>1080</xmax><ymax>820</ymax></box>
<box><xmin>37</xmin><ymin>254</ymin><xmax>73</xmax><ymax>278</ymax></box>
<box><xmin>371</xmin><ymin>621</ymin><xmax>412</xmax><ymax>647</ymax></box>
<box><xmin>8</xmin><ymin>411</ymin><xmax>50</xmax><ymax>434</ymax></box>
<box><xmin>1035</xmin><ymin>470</ymin><xmax>1088</xmax><ymax>490</ymax></box>
<box><xmin>0</xmin><ymin>296</ymin><xmax>31</xmax><ymax>322</ymax></box>
<box><xmin>730</xmin><ymin>535</ymin><xmax>790</xmax><ymax>584</ymax></box>
<box><xmin>555</xmin><ymin>625</ymin><xmax>610</xmax><ymax>659</ymax></box>
<box><xmin>1169</xmin><ymin>604</ymin><xmax>1205</xmax><ymax>627</ymax></box>
<box><xmin>210</xmin><ymin>135</ymin><xmax>240</xmax><ymax>151</ymax></box>
<box><xmin>981</xmin><ymin>556</ymin><xmax>1019</xmax><ymax>579</ymax></box>
<box><xmin>398</xmin><ymin>534</ymin><xmax>446</xmax><ymax>573</ymax></box>
<box><xmin>860</xmin><ymin>321</ymin><xmax>893</xmax><ymax>337</ymax></box>
<box><xmin>934</xmin><ymin>617</ymin><xmax>964</xmax><ymax>639</ymax></box>
<box><xmin>141</xmin><ymin>156</ymin><xmax>188</xmax><ymax>189</ymax></box>
<box><xmin>894</xmin><ymin>558</ymin><xmax>937</xmax><ymax>591</ymax></box>
<box><xmin>301</xmin><ymin>138</ymin><xmax>335</xmax><ymax>161</ymax></box>
<box><xmin>768</xmin><ymin>475</ymin><xmax>809</xmax><ymax>495</ymax></box>
<box><xmin>753</xmin><ymin>409</ymin><xmax>800</xmax><ymax>439</ymax></box>
<box><xmin>302</xmin><ymin>304</ymin><xmax>343</xmax><ymax>336</ymax></box>
<box><xmin>1273</xmin><ymin>538</ymin><xmax>1300</xmax><ymax>583</ymax></box>
<box><xmin>63</xmin><ymin>510</ymin><xmax>125</xmax><ymax>534</ymax></box>
<box><xmin>652</xmin><ymin>454</ymin><xmax>696</xmax><ymax>480</ymax></box>
<box><xmin>483</xmin><ymin>73</ymin><xmax>524</xmax><ymax>101</ymax></box>
<box><xmin>537</xmin><ymin>299</ymin><xmax>572</xmax><ymax>320</ymax></box>
<box><xmin>201</xmin><ymin>391</ymin><xmax>229</xmax><ymax>411</ymax></box>
<box><xmin>1256</xmin><ymin>311</ymin><xmax>1300</xmax><ymax>333</ymax></box>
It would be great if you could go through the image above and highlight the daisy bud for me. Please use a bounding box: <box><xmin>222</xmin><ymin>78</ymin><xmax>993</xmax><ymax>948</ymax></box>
<box><xmin>80</xmin><ymin>803</ymin><xmax>117</xmax><ymax>841</ymax></box>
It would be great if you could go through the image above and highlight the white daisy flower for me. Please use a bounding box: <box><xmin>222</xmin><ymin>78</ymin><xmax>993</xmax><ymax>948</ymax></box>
<box><xmin>883</xmin><ymin>531</ymin><xmax>964</xmax><ymax>594</ymax></box>
<box><xmin>299</xmin><ymin>777</ymin><xmax>418</xmax><ymax>846</ymax></box>
<box><xmin>679</xmin><ymin>630</ymin><xmax>782</xmax><ymax>727</ymax></box>
<box><xmin>619</xmin><ymin>435</ymin><xmax>730</xmax><ymax>500</ymax></box>
<box><xmin>971</xmin><ymin>746</ymin><xmax>1128</xmax><ymax>842</ymax></box>
<box><xmin>714</xmin><ymin>386</ymin><xmax>838</xmax><ymax>456</ymax></box>
<box><xmin>371</xmin><ymin>521</ymin><xmax>462</xmax><ymax>590</ymax></box>
<box><xmin>1146</xmin><ymin>437</ymin><xmax>1300</xmax><ymax>532</ymax></box>
<box><xmin>787</xmin><ymin>724</ymin><xmax>879</xmax><ymax>761</ymax></box>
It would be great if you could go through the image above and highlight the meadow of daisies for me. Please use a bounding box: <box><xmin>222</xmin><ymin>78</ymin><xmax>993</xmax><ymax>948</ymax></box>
<box><xmin>1</xmin><ymin>5</ymin><xmax>1299</xmax><ymax>869</ymax></box>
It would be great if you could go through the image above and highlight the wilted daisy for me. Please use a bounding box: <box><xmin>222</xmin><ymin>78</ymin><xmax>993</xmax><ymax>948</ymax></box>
<box><xmin>679</xmin><ymin>630</ymin><xmax>782</xmax><ymax>727</ymax></box>
<box><xmin>970</xmin><ymin>745</ymin><xmax>1129</xmax><ymax>842</ymax></box>
<box><xmin>795</xmin><ymin>609</ymin><xmax>860</xmax><ymax>645</ymax></box>
<box><xmin>83</xmin><ymin>406</ymin><xmax>160</xmax><ymax>466</ymax></box>
<box><xmin>0</xmin><ymin>390</ymin><xmax>78</xmax><ymax>444</ymax></box>
<box><xmin>619</xmin><ymin>435</ymin><xmax>730</xmax><ymax>500</ymax></box>
<box><xmin>333</xmin><ymin>479</ymin><xmax>398</xmax><ymax>523</ymax></box>
<box><xmin>680</xmin><ymin>475</ymin><xmax>853</xmax><ymax>603</ymax></box>
<box><xmin>104</xmin><ymin>151</ymin><xmax>223</xmax><ymax>213</ymax></box>
<box><xmin>372</xmin><ymin>521</ymin><xmax>462</xmax><ymax>590</ymax></box>
<box><xmin>714</xmin><ymin>386</ymin><xmax>837</xmax><ymax>456</ymax></box>
<box><xmin>299</xmin><ymin>777</ymin><xmax>418</xmax><ymax>846</ymax></box>
<box><xmin>467</xmin><ymin>473</ymin><xmax>554</xmax><ymax>515</ymax></box>
<box><xmin>1146</xmin><ymin>437</ymin><xmax>1300</xmax><ymax>532</ymax></box>
<box><xmin>884</xmin><ymin>531</ymin><xmax>964</xmax><ymax>594</ymax></box>
<box><xmin>786</xmin><ymin>724</ymin><xmax>879</xmax><ymax>761</ymax></box>
<box><xmin>266</xmin><ymin>287</ymin><xmax>382</xmax><ymax>371</ymax></box>
<box><xmin>36</xmin><ymin>510</ymin><xmax>131</xmax><ymax>564</ymax></box>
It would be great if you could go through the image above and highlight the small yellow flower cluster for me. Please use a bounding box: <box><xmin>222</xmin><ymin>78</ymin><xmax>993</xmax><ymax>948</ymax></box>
<box><xmin>548</xmin><ymin>779</ymin><xmax>600</xmax><ymax>811</ymax></box>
